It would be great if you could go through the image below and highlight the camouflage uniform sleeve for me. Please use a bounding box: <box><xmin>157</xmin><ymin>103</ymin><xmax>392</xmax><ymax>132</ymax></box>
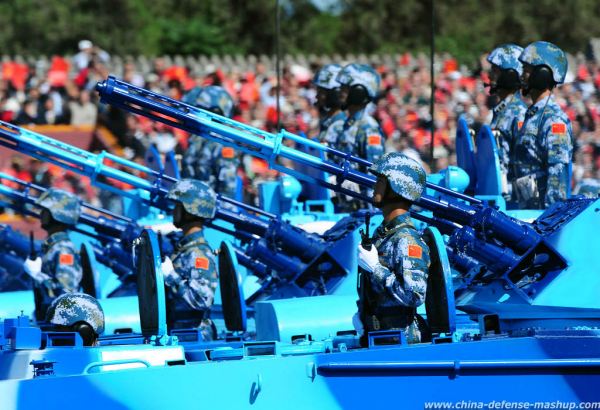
<box><xmin>358</xmin><ymin>123</ymin><xmax>384</xmax><ymax>164</ymax></box>
<box><xmin>47</xmin><ymin>245</ymin><xmax>82</xmax><ymax>293</ymax></box>
<box><xmin>371</xmin><ymin>233</ymin><xmax>430</xmax><ymax>308</ymax></box>
<box><xmin>172</xmin><ymin>248</ymin><xmax>218</xmax><ymax>311</ymax></box>
<box><xmin>541</xmin><ymin>116</ymin><xmax>573</xmax><ymax>207</ymax></box>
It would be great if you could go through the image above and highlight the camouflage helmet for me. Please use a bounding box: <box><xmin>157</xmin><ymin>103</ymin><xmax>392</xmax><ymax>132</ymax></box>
<box><xmin>519</xmin><ymin>41</ymin><xmax>568</xmax><ymax>84</ymax></box>
<box><xmin>183</xmin><ymin>86</ymin><xmax>234</xmax><ymax>118</ymax></box>
<box><xmin>35</xmin><ymin>188</ymin><xmax>81</xmax><ymax>225</ymax></box>
<box><xmin>167</xmin><ymin>179</ymin><xmax>217</xmax><ymax>219</ymax></box>
<box><xmin>370</xmin><ymin>152</ymin><xmax>426</xmax><ymax>202</ymax></box>
<box><xmin>312</xmin><ymin>64</ymin><xmax>343</xmax><ymax>90</ymax></box>
<box><xmin>335</xmin><ymin>63</ymin><xmax>381</xmax><ymax>99</ymax></box>
<box><xmin>487</xmin><ymin>44</ymin><xmax>524</xmax><ymax>75</ymax></box>
<box><xmin>46</xmin><ymin>292</ymin><xmax>105</xmax><ymax>336</ymax></box>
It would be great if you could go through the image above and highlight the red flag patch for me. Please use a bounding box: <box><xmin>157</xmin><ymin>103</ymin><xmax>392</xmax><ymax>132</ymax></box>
<box><xmin>517</xmin><ymin>121</ymin><xmax>524</xmax><ymax>130</ymax></box>
<box><xmin>221</xmin><ymin>147</ymin><xmax>235</xmax><ymax>159</ymax></box>
<box><xmin>408</xmin><ymin>245</ymin><xmax>422</xmax><ymax>259</ymax></box>
<box><xmin>59</xmin><ymin>254</ymin><xmax>74</xmax><ymax>265</ymax></box>
<box><xmin>195</xmin><ymin>257</ymin><xmax>209</xmax><ymax>270</ymax></box>
<box><xmin>367</xmin><ymin>135</ymin><xmax>381</xmax><ymax>146</ymax></box>
<box><xmin>552</xmin><ymin>123</ymin><xmax>566</xmax><ymax>134</ymax></box>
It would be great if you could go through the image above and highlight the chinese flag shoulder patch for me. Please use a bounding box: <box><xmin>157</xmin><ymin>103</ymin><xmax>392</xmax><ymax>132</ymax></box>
<box><xmin>221</xmin><ymin>147</ymin><xmax>235</xmax><ymax>159</ymax></box>
<box><xmin>195</xmin><ymin>257</ymin><xmax>209</xmax><ymax>270</ymax></box>
<box><xmin>408</xmin><ymin>244</ymin><xmax>423</xmax><ymax>259</ymax></box>
<box><xmin>59</xmin><ymin>254</ymin><xmax>74</xmax><ymax>265</ymax></box>
<box><xmin>367</xmin><ymin>135</ymin><xmax>381</xmax><ymax>146</ymax></box>
<box><xmin>517</xmin><ymin>121</ymin><xmax>524</xmax><ymax>130</ymax></box>
<box><xmin>551</xmin><ymin>123</ymin><xmax>566</xmax><ymax>134</ymax></box>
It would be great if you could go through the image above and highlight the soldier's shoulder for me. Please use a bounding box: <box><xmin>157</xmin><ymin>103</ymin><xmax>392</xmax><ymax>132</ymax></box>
<box><xmin>178</xmin><ymin>246</ymin><xmax>215</xmax><ymax>267</ymax></box>
<box><xmin>360</xmin><ymin>114</ymin><xmax>380</xmax><ymax>129</ymax></box>
<box><xmin>541</xmin><ymin>109</ymin><xmax>570</xmax><ymax>132</ymax></box>
<box><xmin>48</xmin><ymin>239</ymin><xmax>77</xmax><ymax>254</ymax></box>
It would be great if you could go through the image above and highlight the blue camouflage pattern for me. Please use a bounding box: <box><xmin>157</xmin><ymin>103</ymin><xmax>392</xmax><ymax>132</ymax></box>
<box><xmin>35</xmin><ymin>188</ymin><xmax>81</xmax><ymax>225</ymax></box>
<box><xmin>167</xmin><ymin>179</ymin><xmax>218</xmax><ymax>219</ymax></box>
<box><xmin>490</xmin><ymin>92</ymin><xmax>528</xmax><ymax>174</ymax></box>
<box><xmin>519</xmin><ymin>41</ymin><xmax>568</xmax><ymax>84</ymax></box>
<box><xmin>41</xmin><ymin>231</ymin><xmax>82</xmax><ymax>295</ymax></box>
<box><xmin>319</xmin><ymin>110</ymin><xmax>346</xmax><ymax>145</ymax></box>
<box><xmin>510</xmin><ymin>95</ymin><xmax>573</xmax><ymax>209</ymax></box>
<box><xmin>181</xmin><ymin>137</ymin><xmax>238</xmax><ymax>198</ymax></box>
<box><xmin>487</xmin><ymin>44</ymin><xmax>524</xmax><ymax>75</ymax></box>
<box><xmin>368</xmin><ymin>213</ymin><xmax>430</xmax><ymax>343</ymax></box>
<box><xmin>331</xmin><ymin>108</ymin><xmax>384</xmax><ymax>209</ymax></box>
<box><xmin>370</xmin><ymin>152</ymin><xmax>426</xmax><ymax>202</ymax></box>
<box><xmin>336</xmin><ymin>63</ymin><xmax>381</xmax><ymax>99</ymax></box>
<box><xmin>313</xmin><ymin>64</ymin><xmax>343</xmax><ymax>90</ymax></box>
<box><xmin>181</xmin><ymin>86</ymin><xmax>239</xmax><ymax>197</ymax></box>
<box><xmin>183</xmin><ymin>86</ymin><xmax>234</xmax><ymax>117</ymax></box>
<box><xmin>46</xmin><ymin>292</ymin><xmax>105</xmax><ymax>335</ymax></box>
<box><xmin>169</xmin><ymin>230</ymin><xmax>218</xmax><ymax>340</ymax></box>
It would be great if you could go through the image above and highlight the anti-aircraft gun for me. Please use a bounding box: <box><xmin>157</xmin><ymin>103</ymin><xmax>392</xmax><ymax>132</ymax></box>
<box><xmin>95</xmin><ymin>76</ymin><xmax>600</xmax><ymax>334</ymax></box>
<box><xmin>0</xmin><ymin>120</ymin><xmax>367</xmax><ymax>309</ymax></box>
<box><xmin>0</xmin><ymin>171</ymin><xmax>142</xmax><ymax>294</ymax></box>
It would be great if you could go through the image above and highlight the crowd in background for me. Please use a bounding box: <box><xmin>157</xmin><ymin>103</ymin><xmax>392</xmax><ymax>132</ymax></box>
<box><xmin>1</xmin><ymin>40</ymin><xmax>600</xmax><ymax>210</ymax></box>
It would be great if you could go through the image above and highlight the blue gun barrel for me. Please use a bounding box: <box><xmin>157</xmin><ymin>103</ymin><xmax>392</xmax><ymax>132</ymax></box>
<box><xmin>0</xmin><ymin>121</ymin><xmax>335</xmax><ymax>286</ymax></box>
<box><xmin>0</xmin><ymin>173</ymin><xmax>140</xmax><ymax>274</ymax></box>
<box><xmin>94</xmin><ymin>77</ymin><xmax>551</xmax><ymax>275</ymax></box>
<box><xmin>232</xmin><ymin>245</ymin><xmax>269</xmax><ymax>279</ymax></box>
<box><xmin>95</xmin><ymin>77</ymin><xmax>544</xmax><ymax>251</ymax></box>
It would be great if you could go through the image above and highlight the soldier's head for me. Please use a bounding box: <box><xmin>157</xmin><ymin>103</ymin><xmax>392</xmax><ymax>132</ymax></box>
<box><xmin>519</xmin><ymin>41</ymin><xmax>567</xmax><ymax>96</ymax></box>
<box><xmin>486</xmin><ymin>44</ymin><xmax>523</xmax><ymax>95</ymax></box>
<box><xmin>46</xmin><ymin>292</ymin><xmax>105</xmax><ymax>346</ymax></box>
<box><xmin>35</xmin><ymin>188</ymin><xmax>81</xmax><ymax>233</ymax></box>
<box><xmin>183</xmin><ymin>86</ymin><xmax>235</xmax><ymax>118</ymax></box>
<box><xmin>336</xmin><ymin>63</ymin><xmax>381</xmax><ymax>109</ymax></box>
<box><xmin>312</xmin><ymin>64</ymin><xmax>343</xmax><ymax>114</ymax></box>
<box><xmin>167</xmin><ymin>179</ymin><xmax>217</xmax><ymax>230</ymax></box>
<box><xmin>370</xmin><ymin>152</ymin><xmax>426</xmax><ymax>212</ymax></box>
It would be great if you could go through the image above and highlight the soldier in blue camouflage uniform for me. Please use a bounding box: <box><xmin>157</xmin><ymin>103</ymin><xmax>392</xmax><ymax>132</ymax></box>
<box><xmin>23</xmin><ymin>189</ymin><xmax>83</xmax><ymax>319</ymax></box>
<box><xmin>486</xmin><ymin>44</ymin><xmax>528</xmax><ymax>194</ymax></box>
<box><xmin>312</xmin><ymin>64</ymin><xmax>346</xmax><ymax>145</ymax></box>
<box><xmin>355</xmin><ymin>152</ymin><xmax>431</xmax><ymax>345</ymax></box>
<box><xmin>332</xmin><ymin>63</ymin><xmax>385</xmax><ymax>211</ymax></box>
<box><xmin>181</xmin><ymin>86</ymin><xmax>239</xmax><ymax>200</ymax></box>
<box><xmin>161</xmin><ymin>179</ymin><xmax>218</xmax><ymax>340</ymax></box>
<box><xmin>509</xmin><ymin>41</ymin><xmax>573</xmax><ymax>209</ymax></box>
<box><xmin>46</xmin><ymin>292</ymin><xmax>105</xmax><ymax>346</ymax></box>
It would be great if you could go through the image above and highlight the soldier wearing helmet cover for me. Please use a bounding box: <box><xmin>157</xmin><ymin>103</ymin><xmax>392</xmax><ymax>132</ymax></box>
<box><xmin>510</xmin><ymin>41</ymin><xmax>573</xmax><ymax>209</ymax></box>
<box><xmin>331</xmin><ymin>63</ymin><xmax>385</xmax><ymax>212</ymax></box>
<box><xmin>161</xmin><ymin>179</ymin><xmax>218</xmax><ymax>340</ymax></box>
<box><xmin>181</xmin><ymin>86</ymin><xmax>240</xmax><ymax>200</ymax></box>
<box><xmin>312</xmin><ymin>64</ymin><xmax>346</xmax><ymax>145</ymax></box>
<box><xmin>46</xmin><ymin>292</ymin><xmax>105</xmax><ymax>346</ymax></box>
<box><xmin>23</xmin><ymin>189</ymin><xmax>83</xmax><ymax>318</ymax></box>
<box><xmin>354</xmin><ymin>152</ymin><xmax>430</xmax><ymax>344</ymax></box>
<box><xmin>486</xmin><ymin>44</ymin><xmax>528</xmax><ymax>192</ymax></box>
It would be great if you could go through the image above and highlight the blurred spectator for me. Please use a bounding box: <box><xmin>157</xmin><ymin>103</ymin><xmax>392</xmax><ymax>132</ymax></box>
<box><xmin>69</xmin><ymin>89</ymin><xmax>97</xmax><ymax>126</ymax></box>
<box><xmin>73</xmin><ymin>40</ymin><xmax>110</xmax><ymax>72</ymax></box>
